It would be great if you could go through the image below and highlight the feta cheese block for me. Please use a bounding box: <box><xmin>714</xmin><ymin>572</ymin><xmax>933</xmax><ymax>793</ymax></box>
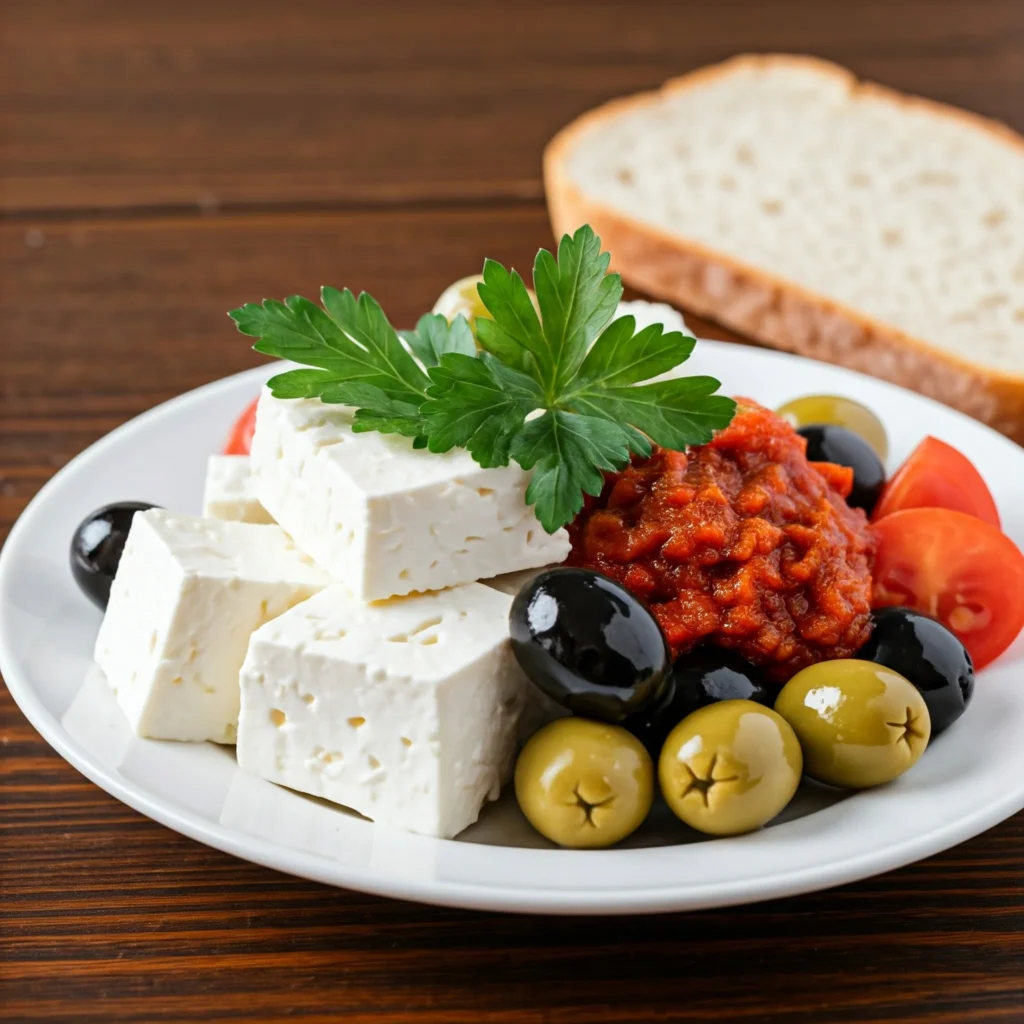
<box><xmin>616</xmin><ymin>299</ymin><xmax>689</xmax><ymax>337</ymax></box>
<box><xmin>237</xmin><ymin>582</ymin><xmax>530</xmax><ymax>838</ymax></box>
<box><xmin>250</xmin><ymin>390</ymin><xmax>570</xmax><ymax>601</ymax></box>
<box><xmin>94</xmin><ymin>509</ymin><xmax>330</xmax><ymax>743</ymax></box>
<box><xmin>202</xmin><ymin>454</ymin><xmax>273</xmax><ymax>523</ymax></box>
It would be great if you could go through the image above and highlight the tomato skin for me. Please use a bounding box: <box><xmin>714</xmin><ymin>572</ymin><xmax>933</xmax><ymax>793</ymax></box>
<box><xmin>223</xmin><ymin>398</ymin><xmax>259</xmax><ymax>455</ymax></box>
<box><xmin>872</xmin><ymin>508</ymin><xmax>1024</xmax><ymax>671</ymax></box>
<box><xmin>873</xmin><ymin>436</ymin><xmax>1000</xmax><ymax>528</ymax></box>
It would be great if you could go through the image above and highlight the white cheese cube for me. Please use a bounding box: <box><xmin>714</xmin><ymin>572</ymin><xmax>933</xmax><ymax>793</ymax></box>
<box><xmin>615</xmin><ymin>299</ymin><xmax>689</xmax><ymax>336</ymax></box>
<box><xmin>94</xmin><ymin>510</ymin><xmax>329</xmax><ymax>743</ymax></box>
<box><xmin>237</xmin><ymin>582</ymin><xmax>529</xmax><ymax>839</ymax></box>
<box><xmin>250</xmin><ymin>390</ymin><xmax>570</xmax><ymax>601</ymax></box>
<box><xmin>202</xmin><ymin>454</ymin><xmax>273</xmax><ymax>523</ymax></box>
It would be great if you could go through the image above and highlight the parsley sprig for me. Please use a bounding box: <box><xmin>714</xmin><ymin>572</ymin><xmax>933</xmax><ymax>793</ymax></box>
<box><xmin>229</xmin><ymin>225</ymin><xmax>735</xmax><ymax>532</ymax></box>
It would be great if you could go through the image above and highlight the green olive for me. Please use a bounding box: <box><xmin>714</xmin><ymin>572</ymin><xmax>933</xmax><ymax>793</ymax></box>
<box><xmin>775</xmin><ymin>659</ymin><xmax>930</xmax><ymax>788</ymax></box>
<box><xmin>658</xmin><ymin>700</ymin><xmax>803</xmax><ymax>836</ymax></box>
<box><xmin>514</xmin><ymin>718</ymin><xmax>654</xmax><ymax>848</ymax></box>
<box><xmin>777</xmin><ymin>394</ymin><xmax>888</xmax><ymax>461</ymax></box>
<box><xmin>432</xmin><ymin>274</ymin><xmax>538</xmax><ymax>331</ymax></box>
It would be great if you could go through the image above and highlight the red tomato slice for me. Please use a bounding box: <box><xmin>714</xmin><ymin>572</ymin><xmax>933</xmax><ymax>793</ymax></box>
<box><xmin>873</xmin><ymin>508</ymin><xmax>1024</xmax><ymax>670</ymax></box>
<box><xmin>873</xmin><ymin>436</ymin><xmax>1000</xmax><ymax>528</ymax></box>
<box><xmin>223</xmin><ymin>397</ymin><xmax>258</xmax><ymax>455</ymax></box>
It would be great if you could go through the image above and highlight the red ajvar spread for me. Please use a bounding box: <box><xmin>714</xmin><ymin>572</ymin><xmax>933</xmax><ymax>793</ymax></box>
<box><xmin>567</xmin><ymin>400</ymin><xmax>875</xmax><ymax>682</ymax></box>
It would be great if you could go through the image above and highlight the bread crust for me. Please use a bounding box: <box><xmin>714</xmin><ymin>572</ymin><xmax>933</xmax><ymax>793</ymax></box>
<box><xmin>544</xmin><ymin>53</ymin><xmax>1024</xmax><ymax>444</ymax></box>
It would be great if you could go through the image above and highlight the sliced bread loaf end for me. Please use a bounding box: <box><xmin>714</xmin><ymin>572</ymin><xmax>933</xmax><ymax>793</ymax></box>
<box><xmin>545</xmin><ymin>54</ymin><xmax>1024</xmax><ymax>443</ymax></box>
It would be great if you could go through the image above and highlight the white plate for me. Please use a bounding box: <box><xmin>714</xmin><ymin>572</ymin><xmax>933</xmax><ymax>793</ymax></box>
<box><xmin>3</xmin><ymin>342</ymin><xmax>1023</xmax><ymax>915</ymax></box>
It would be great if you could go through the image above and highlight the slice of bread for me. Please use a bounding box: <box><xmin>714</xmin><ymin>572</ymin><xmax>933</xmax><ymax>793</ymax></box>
<box><xmin>545</xmin><ymin>54</ymin><xmax>1024</xmax><ymax>443</ymax></box>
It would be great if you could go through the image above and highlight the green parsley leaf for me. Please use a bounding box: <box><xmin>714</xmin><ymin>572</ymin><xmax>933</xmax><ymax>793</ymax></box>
<box><xmin>230</xmin><ymin>288</ymin><xmax>431</xmax><ymax>406</ymax></box>
<box><xmin>419</xmin><ymin>225</ymin><xmax>735</xmax><ymax>528</ymax></box>
<box><xmin>319</xmin><ymin>288</ymin><xmax>431</xmax><ymax>400</ymax></box>
<box><xmin>339</xmin><ymin>383</ymin><xmax>426</xmax><ymax>440</ymax></box>
<box><xmin>231</xmin><ymin>224</ymin><xmax>736</xmax><ymax>535</ymax></box>
<box><xmin>474</xmin><ymin>260</ymin><xmax>546</xmax><ymax>378</ymax></box>
<box><xmin>572</xmin><ymin>377</ymin><xmax>738</xmax><ymax>453</ymax></box>
<box><xmin>565</xmin><ymin>315</ymin><xmax>735</xmax><ymax>451</ymax></box>
<box><xmin>399</xmin><ymin>313</ymin><xmax>477</xmax><ymax>368</ymax></box>
<box><xmin>509</xmin><ymin>411</ymin><xmax>633</xmax><ymax>529</ymax></box>
<box><xmin>422</xmin><ymin>353</ymin><xmax>541</xmax><ymax>467</ymax></box>
<box><xmin>532</xmin><ymin>227</ymin><xmax>622</xmax><ymax>393</ymax></box>
<box><xmin>572</xmin><ymin>315</ymin><xmax>693</xmax><ymax>389</ymax></box>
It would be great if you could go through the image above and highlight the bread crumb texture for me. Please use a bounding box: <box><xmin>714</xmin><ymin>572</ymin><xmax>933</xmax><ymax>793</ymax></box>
<box><xmin>548</xmin><ymin>56</ymin><xmax>1024</xmax><ymax>440</ymax></box>
<box><xmin>566</xmin><ymin>58</ymin><xmax>1024</xmax><ymax>373</ymax></box>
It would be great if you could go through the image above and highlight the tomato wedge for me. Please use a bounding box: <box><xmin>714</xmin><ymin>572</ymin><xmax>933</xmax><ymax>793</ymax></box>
<box><xmin>873</xmin><ymin>436</ymin><xmax>1000</xmax><ymax>528</ymax></box>
<box><xmin>873</xmin><ymin>508</ymin><xmax>1024</xmax><ymax>670</ymax></box>
<box><xmin>223</xmin><ymin>397</ymin><xmax>258</xmax><ymax>455</ymax></box>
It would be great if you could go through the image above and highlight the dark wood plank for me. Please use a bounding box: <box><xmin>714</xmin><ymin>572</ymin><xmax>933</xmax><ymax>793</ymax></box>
<box><xmin>2</xmin><ymin>0</ymin><xmax>1023</xmax><ymax>213</ymax></box>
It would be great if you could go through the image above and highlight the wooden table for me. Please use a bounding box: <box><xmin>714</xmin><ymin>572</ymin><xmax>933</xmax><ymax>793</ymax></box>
<box><xmin>2</xmin><ymin>3</ymin><xmax>1023</xmax><ymax>1021</ymax></box>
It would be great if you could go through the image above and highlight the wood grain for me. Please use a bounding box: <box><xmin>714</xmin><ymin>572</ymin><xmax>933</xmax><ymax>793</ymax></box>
<box><xmin>2</xmin><ymin>2</ymin><xmax>1024</xmax><ymax>1021</ymax></box>
<box><xmin>2</xmin><ymin>0</ymin><xmax>1023</xmax><ymax>213</ymax></box>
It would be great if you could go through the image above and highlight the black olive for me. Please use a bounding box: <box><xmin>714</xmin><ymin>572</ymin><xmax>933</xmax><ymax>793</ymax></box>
<box><xmin>70</xmin><ymin>502</ymin><xmax>158</xmax><ymax>609</ymax></box>
<box><xmin>509</xmin><ymin>568</ymin><xmax>672</xmax><ymax>723</ymax></box>
<box><xmin>857</xmin><ymin>606</ymin><xmax>974</xmax><ymax>735</ymax></box>
<box><xmin>798</xmin><ymin>424</ymin><xmax>886</xmax><ymax>513</ymax></box>
<box><xmin>625</xmin><ymin>647</ymin><xmax>772</xmax><ymax>755</ymax></box>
